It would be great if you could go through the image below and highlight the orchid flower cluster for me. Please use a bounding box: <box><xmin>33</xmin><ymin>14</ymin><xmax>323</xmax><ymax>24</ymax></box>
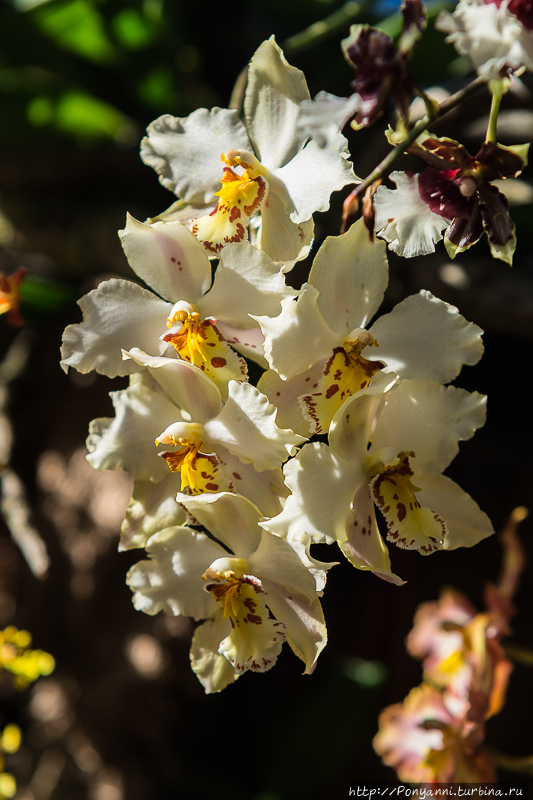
<box><xmin>60</xmin><ymin>1</ymin><xmax>527</xmax><ymax>696</ymax></box>
<box><xmin>374</xmin><ymin>508</ymin><xmax>528</xmax><ymax>783</ymax></box>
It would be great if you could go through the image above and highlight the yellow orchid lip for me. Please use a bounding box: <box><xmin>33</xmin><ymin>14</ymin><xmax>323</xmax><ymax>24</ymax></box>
<box><xmin>161</xmin><ymin>301</ymin><xmax>247</xmax><ymax>389</ymax></box>
<box><xmin>371</xmin><ymin>451</ymin><xmax>446</xmax><ymax>554</ymax></box>
<box><xmin>191</xmin><ymin>151</ymin><xmax>268</xmax><ymax>254</ymax></box>
<box><xmin>302</xmin><ymin>330</ymin><xmax>385</xmax><ymax>434</ymax></box>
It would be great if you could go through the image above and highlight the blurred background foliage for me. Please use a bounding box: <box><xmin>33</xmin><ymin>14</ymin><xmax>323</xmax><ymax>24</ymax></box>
<box><xmin>0</xmin><ymin>0</ymin><xmax>532</xmax><ymax>798</ymax></box>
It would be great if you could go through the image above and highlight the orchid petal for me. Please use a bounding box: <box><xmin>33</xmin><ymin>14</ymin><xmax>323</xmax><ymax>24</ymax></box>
<box><xmin>86</xmin><ymin>378</ymin><xmax>183</xmax><ymax>482</ymax></box>
<box><xmin>215</xmin><ymin>320</ymin><xmax>267</xmax><ymax>367</ymax></box>
<box><xmin>126</xmin><ymin>526</ymin><xmax>225</xmax><ymax>619</ymax></box>
<box><xmin>197</xmin><ymin>241</ymin><xmax>299</xmax><ymax>329</ymax></box>
<box><xmin>309</xmin><ymin>218</ymin><xmax>389</xmax><ymax>336</ymax></box>
<box><xmin>212</xmin><ymin>448</ymin><xmax>288</xmax><ymax>518</ymax></box>
<box><xmin>244</xmin><ymin>37</ymin><xmax>310</xmax><ymax>169</ymax></box>
<box><xmin>119</xmin><ymin>474</ymin><xmax>184</xmax><ymax>551</ymax></box>
<box><xmin>140</xmin><ymin>109</ymin><xmax>251</xmax><ymax>204</ymax></box>
<box><xmin>204</xmin><ymin>381</ymin><xmax>304</xmax><ymax>471</ymax></box>
<box><xmin>369</xmin><ymin>291</ymin><xmax>484</xmax><ymax>383</ymax></box>
<box><xmin>253</xmin><ymin>284</ymin><xmax>337</xmax><ymax>381</ymax></box>
<box><xmin>374</xmin><ymin>172</ymin><xmax>451</xmax><ymax>257</ymax></box>
<box><xmin>122</xmin><ymin>348</ymin><xmax>222</xmax><ymax>421</ymax></box>
<box><xmin>258</xmin><ymin>364</ymin><xmax>324</xmax><ymax>438</ymax></box>
<box><xmin>177</xmin><ymin>492</ymin><xmax>262</xmax><ymax>557</ymax></box>
<box><xmin>370</xmin><ymin>381</ymin><xmax>487</xmax><ymax>475</ymax></box>
<box><xmin>340</xmin><ymin>486</ymin><xmax>405</xmax><ymax>585</ymax></box>
<box><xmin>260</xmin><ymin>581</ymin><xmax>327</xmax><ymax>674</ymax></box>
<box><xmin>258</xmin><ymin>193</ymin><xmax>315</xmax><ymax>263</ymax></box>
<box><xmin>263</xmin><ymin>442</ymin><xmax>363</xmax><ymax>545</ymax></box>
<box><xmin>60</xmin><ymin>279</ymin><xmax>172</xmax><ymax>377</ymax></box>
<box><xmin>248</xmin><ymin>530</ymin><xmax>320</xmax><ymax>604</ymax></box>
<box><xmin>416</xmin><ymin>474</ymin><xmax>494</xmax><ymax>550</ymax></box>
<box><xmin>119</xmin><ymin>214</ymin><xmax>212</xmax><ymax>302</ymax></box>
<box><xmin>274</xmin><ymin>133</ymin><xmax>355</xmax><ymax>224</ymax></box>
<box><xmin>190</xmin><ymin>617</ymin><xmax>237</xmax><ymax>693</ymax></box>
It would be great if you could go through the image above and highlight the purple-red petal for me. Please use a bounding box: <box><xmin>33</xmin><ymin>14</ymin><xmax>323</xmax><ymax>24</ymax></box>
<box><xmin>418</xmin><ymin>167</ymin><xmax>475</xmax><ymax>220</ymax></box>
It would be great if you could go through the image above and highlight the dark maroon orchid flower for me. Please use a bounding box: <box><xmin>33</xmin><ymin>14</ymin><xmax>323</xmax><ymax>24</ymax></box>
<box><xmin>414</xmin><ymin>135</ymin><xmax>527</xmax><ymax>263</ymax></box>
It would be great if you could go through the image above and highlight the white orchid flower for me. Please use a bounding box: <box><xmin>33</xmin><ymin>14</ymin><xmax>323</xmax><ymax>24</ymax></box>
<box><xmin>86</xmin><ymin>354</ymin><xmax>304</xmax><ymax>519</ymax></box>
<box><xmin>262</xmin><ymin>380</ymin><xmax>493</xmax><ymax>584</ymax></box>
<box><xmin>61</xmin><ymin>218</ymin><xmax>299</xmax><ymax>387</ymax></box>
<box><xmin>254</xmin><ymin>219</ymin><xmax>484</xmax><ymax>437</ymax></box>
<box><xmin>436</xmin><ymin>0</ymin><xmax>533</xmax><ymax>81</ymax></box>
<box><xmin>127</xmin><ymin>493</ymin><xmax>327</xmax><ymax>693</ymax></box>
<box><xmin>140</xmin><ymin>37</ymin><xmax>355</xmax><ymax>262</ymax></box>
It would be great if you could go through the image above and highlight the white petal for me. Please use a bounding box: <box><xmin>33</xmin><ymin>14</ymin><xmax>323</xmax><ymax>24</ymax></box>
<box><xmin>123</xmin><ymin>348</ymin><xmax>222</xmax><ymax>422</ymax></box>
<box><xmin>340</xmin><ymin>486</ymin><xmax>405</xmax><ymax>585</ymax></box>
<box><xmin>263</xmin><ymin>442</ymin><xmax>363</xmax><ymax>545</ymax></box>
<box><xmin>244</xmin><ymin>37</ymin><xmax>309</xmax><ymax>169</ymax></box>
<box><xmin>309</xmin><ymin>218</ymin><xmax>389</xmax><ymax>337</ymax></box>
<box><xmin>119</xmin><ymin>214</ymin><xmax>211</xmax><ymax>303</ymax></box>
<box><xmin>329</xmin><ymin>386</ymin><xmax>390</xmax><ymax>463</ymax></box>
<box><xmin>253</xmin><ymin>284</ymin><xmax>337</xmax><ymax>381</ymax></box>
<box><xmin>416</xmin><ymin>474</ymin><xmax>494</xmax><ymax>550</ymax></box>
<box><xmin>177</xmin><ymin>492</ymin><xmax>262</xmax><ymax>558</ymax></box>
<box><xmin>140</xmin><ymin>109</ymin><xmax>251</xmax><ymax>204</ymax></box>
<box><xmin>258</xmin><ymin>365</ymin><xmax>324</xmax><ymax>438</ymax></box>
<box><xmin>273</xmin><ymin>133</ymin><xmax>355</xmax><ymax>224</ymax></box>
<box><xmin>126</xmin><ymin>526</ymin><xmax>225</xmax><ymax>619</ymax></box>
<box><xmin>257</xmin><ymin>192</ymin><xmax>315</xmax><ymax>263</ymax></box>
<box><xmin>86</xmin><ymin>378</ymin><xmax>183</xmax><ymax>482</ymax></box>
<box><xmin>248</xmin><ymin>529</ymin><xmax>320</xmax><ymax>604</ymax></box>
<box><xmin>190</xmin><ymin>617</ymin><xmax>237</xmax><ymax>693</ymax></box>
<box><xmin>119</xmin><ymin>474</ymin><xmax>185</xmax><ymax>551</ymax></box>
<box><xmin>436</xmin><ymin>1</ymin><xmax>530</xmax><ymax>79</ymax></box>
<box><xmin>371</xmin><ymin>381</ymin><xmax>487</xmax><ymax>475</ymax></box>
<box><xmin>60</xmin><ymin>279</ymin><xmax>172</xmax><ymax>377</ymax></box>
<box><xmin>297</xmin><ymin>91</ymin><xmax>372</xmax><ymax>149</ymax></box>
<box><xmin>197</xmin><ymin>241</ymin><xmax>299</xmax><ymax>328</ymax></box>
<box><xmin>374</xmin><ymin>172</ymin><xmax>450</xmax><ymax>258</ymax></box>
<box><xmin>204</xmin><ymin>381</ymin><xmax>305</xmax><ymax>471</ymax></box>
<box><xmin>212</xmin><ymin>448</ymin><xmax>288</xmax><ymax>518</ymax></box>
<box><xmin>261</xmin><ymin>580</ymin><xmax>327</xmax><ymax>674</ymax></box>
<box><xmin>369</xmin><ymin>291</ymin><xmax>484</xmax><ymax>383</ymax></box>
<box><xmin>215</xmin><ymin>320</ymin><xmax>267</xmax><ymax>367</ymax></box>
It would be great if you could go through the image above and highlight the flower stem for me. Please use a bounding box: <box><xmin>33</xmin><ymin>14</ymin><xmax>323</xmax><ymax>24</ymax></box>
<box><xmin>483</xmin><ymin>745</ymin><xmax>533</xmax><ymax>775</ymax></box>
<box><xmin>486</xmin><ymin>85</ymin><xmax>502</xmax><ymax>142</ymax></box>
<box><xmin>351</xmin><ymin>74</ymin><xmax>488</xmax><ymax>201</ymax></box>
<box><xmin>503</xmin><ymin>641</ymin><xmax>533</xmax><ymax>667</ymax></box>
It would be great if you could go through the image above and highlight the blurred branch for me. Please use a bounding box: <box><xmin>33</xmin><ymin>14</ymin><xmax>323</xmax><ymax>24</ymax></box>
<box><xmin>282</xmin><ymin>1</ymin><xmax>365</xmax><ymax>54</ymax></box>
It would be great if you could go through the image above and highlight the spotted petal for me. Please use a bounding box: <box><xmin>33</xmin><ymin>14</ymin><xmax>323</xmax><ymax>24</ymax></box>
<box><xmin>119</xmin><ymin>214</ymin><xmax>212</xmax><ymax>303</ymax></box>
<box><xmin>122</xmin><ymin>348</ymin><xmax>222</xmax><ymax>421</ymax></box>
